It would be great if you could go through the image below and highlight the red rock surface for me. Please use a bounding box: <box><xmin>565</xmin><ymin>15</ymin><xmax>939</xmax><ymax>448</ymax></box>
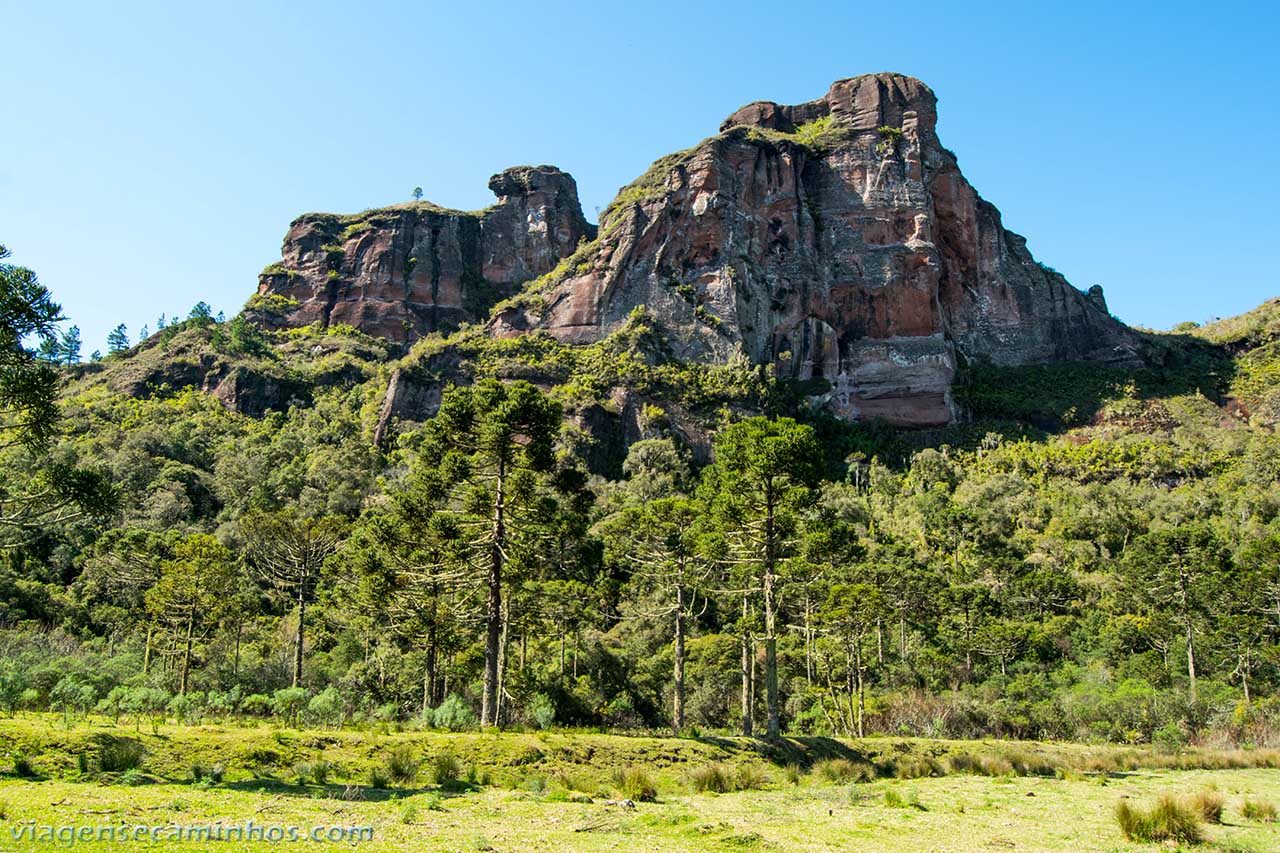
<box><xmin>254</xmin><ymin>166</ymin><xmax>593</xmax><ymax>344</ymax></box>
<box><xmin>497</xmin><ymin>73</ymin><xmax>1141</xmax><ymax>426</ymax></box>
<box><xmin>258</xmin><ymin>74</ymin><xmax>1141</xmax><ymax>428</ymax></box>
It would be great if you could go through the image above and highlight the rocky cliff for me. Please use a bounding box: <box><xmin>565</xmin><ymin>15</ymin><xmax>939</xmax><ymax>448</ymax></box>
<box><xmin>254</xmin><ymin>166</ymin><xmax>594</xmax><ymax>342</ymax></box>
<box><xmin>258</xmin><ymin>74</ymin><xmax>1142</xmax><ymax>428</ymax></box>
<box><xmin>492</xmin><ymin>73</ymin><xmax>1141</xmax><ymax>426</ymax></box>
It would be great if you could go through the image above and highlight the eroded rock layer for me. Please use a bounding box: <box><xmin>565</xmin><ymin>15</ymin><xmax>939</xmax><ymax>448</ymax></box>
<box><xmin>259</xmin><ymin>74</ymin><xmax>1141</xmax><ymax>427</ymax></box>
<box><xmin>255</xmin><ymin>166</ymin><xmax>593</xmax><ymax>343</ymax></box>
<box><xmin>494</xmin><ymin>73</ymin><xmax>1141</xmax><ymax>426</ymax></box>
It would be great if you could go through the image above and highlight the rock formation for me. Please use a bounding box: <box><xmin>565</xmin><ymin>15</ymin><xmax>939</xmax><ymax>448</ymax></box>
<box><xmin>494</xmin><ymin>73</ymin><xmax>1141</xmax><ymax>426</ymax></box>
<box><xmin>254</xmin><ymin>166</ymin><xmax>594</xmax><ymax>343</ymax></box>
<box><xmin>259</xmin><ymin>73</ymin><xmax>1143</xmax><ymax>427</ymax></box>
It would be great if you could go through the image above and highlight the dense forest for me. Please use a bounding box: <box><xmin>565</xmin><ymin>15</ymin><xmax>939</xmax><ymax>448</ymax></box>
<box><xmin>2</xmin><ymin>243</ymin><xmax>1280</xmax><ymax>750</ymax></box>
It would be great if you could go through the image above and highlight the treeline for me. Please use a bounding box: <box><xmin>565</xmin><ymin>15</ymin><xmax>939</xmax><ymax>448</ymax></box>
<box><xmin>2</xmin><ymin>245</ymin><xmax>1280</xmax><ymax>747</ymax></box>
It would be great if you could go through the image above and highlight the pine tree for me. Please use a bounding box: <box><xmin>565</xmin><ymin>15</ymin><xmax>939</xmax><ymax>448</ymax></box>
<box><xmin>59</xmin><ymin>325</ymin><xmax>82</xmax><ymax>365</ymax></box>
<box><xmin>106</xmin><ymin>324</ymin><xmax>129</xmax><ymax>354</ymax></box>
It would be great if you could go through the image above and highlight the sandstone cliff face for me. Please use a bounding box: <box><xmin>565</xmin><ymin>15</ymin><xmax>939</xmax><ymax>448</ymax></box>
<box><xmin>495</xmin><ymin>74</ymin><xmax>1141</xmax><ymax>426</ymax></box>
<box><xmin>255</xmin><ymin>166</ymin><xmax>593</xmax><ymax>343</ymax></box>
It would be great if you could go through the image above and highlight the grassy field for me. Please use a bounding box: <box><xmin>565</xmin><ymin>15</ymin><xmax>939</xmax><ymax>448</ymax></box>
<box><xmin>1</xmin><ymin>717</ymin><xmax>1278</xmax><ymax>851</ymax></box>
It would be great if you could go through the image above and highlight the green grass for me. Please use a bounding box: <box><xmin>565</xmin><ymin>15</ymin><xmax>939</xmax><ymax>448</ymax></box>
<box><xmin>2</xmin><ymin>718</ymin><xmax>1280</xmax><ymax>850</ymax></box>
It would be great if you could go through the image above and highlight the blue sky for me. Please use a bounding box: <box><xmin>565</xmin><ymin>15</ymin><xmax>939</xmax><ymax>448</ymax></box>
<box><xmin>2</xmin><ymin>0</ymin><xmax>1277</xmax><ymax>352</ymax></box>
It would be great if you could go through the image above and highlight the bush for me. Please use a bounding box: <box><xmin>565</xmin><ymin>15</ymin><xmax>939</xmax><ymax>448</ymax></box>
<box><xmin>892</xmin><ymin>756</ymin><xmax>941</xmax><ymax>779</ymax></box>
<box><xmin>688</xmin><ymin>763</ymin><xmax>734</xmax><ymax>793</ymax></box>
<box><xmin>529</xmin><ymin>693</ymin><xmax>556</xmax><ymax>730</ymax></box>
<box><xmin>191</xmin><ymin>762</ymin><xmax>225</xmax><ymax>784</ymax></box>
<box><xmin>384</xmin><ymin>745</ymin><xmax>420</xmax><ymax>785</ymax></box>
<box><xmin>1115</xmin><ymin>795</ymin><xmax>1203</xmax><ymax>843</ymax></box>
<box><xmin>367</xmin><ymin>766</ymin><xmax>389</xmax><ymax>789</ymax></box>
<box><xmin>1242</xmin><ymin>798</ymin><xmax>1277</xmax><ymax>821</ymax></box>
<box><xmin>241</xmin><ymin>694</ymin><xmax>271</xmax><ymax>717</ymax></box>
<box><xmin>429</xmin><ymin>694</ymin><xmax>476</xmax><ymax>731</ymax></box>
<box><xmin>167</xmin><ymin>692</ymin><xmax>204</xmax><ymax>725</ymax></box>
<box><xmin>11</xmin><ymin>754</ymin><xmax>35</xmax><ymax>778</ymax></box>
<box><xmin>735</xmin><ymin>764</ymin><xmax>770</xmax><ymax>791</ymax></box>
<box><xmin>97</xmin><ymin>737</ymin><xmax>146</xmax><ymax>773</ymax></box>
<box><xmin>1152</xmin><ymin>722</ymin><xmax>1187</xmax><ymax>754</ymax></box>
<box><xmin>293</xmin><ymin>760</ymin><xmax>331</xmax><ymax>786</ymax></box>
<box><xmin>306</xmin><ymin>687</ymin><xmax>345</xmax><ymax>730</ymax></box>
<box><xmin>884</xmin><ymin>787</ymin><xmax>925</xmax><ymax>810</ymax></box>
<box><xmin>430</xmin><ymin>752</ymin><xmax>463</xmax><ymax>786</ymax></box>
<box><xmin>613</xmin><ymin>766</ymin><xmax>658</xmax><ymax>802</ymax></box>
<box><xmin>813</xmin><ymin>758</ymin><xmax>874</xmax><ymax>783</ymax></box>
<box><xmin>1189</xmin><ymin>788</ymin><xmax>1224</xmax><ymax>823</ymax></box>
<box><xmin>783</xmin><ymin>763</ymin><xmax>803</xmax><ymax>785</ymax></box>
<box><xmin>271</xmin><ymin>687</ymin><xmax>308</xmax><ymax>727</ymax></box>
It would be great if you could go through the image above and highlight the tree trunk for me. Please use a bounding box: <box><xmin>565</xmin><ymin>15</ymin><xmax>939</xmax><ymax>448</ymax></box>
<box><xmin>1185</xmin><ymin>618</ymin><xmax>1198</xmax><ymax>704</ymax></box>
<box><xmin>481</xmin><ymin>460</ymin><xmax>505</xmax><ymax>727</ymax></box>
<box><xmin>804</xmin><ymin>596</ymin><xmax>813</xmax><ymax>686</ymax></box>
<box><xmin>292</xmin><ymin>586</ymin><xmax>306</xmax><ymax>688</ymax></box>
<box><xmin>741</xmin><ymin>594</ymin><xmax>753</xmax><ymax>737</ymax></box>
<box><xmin>496</xmin><ymin>595</ymin><xmax>511</xmax><ymax>727</ymax></box>
<box><xmin>855</xmin><ymin>643</ymin><xmax>865</xmax><ymax>739</ymax></box>
<box><xmin>763</xmin><ymin>493</ymin><xmax>780</xmax><ymax>739</ymax></box>
<box><xmin>143</xmin><ymin>623</ymin><xmax>153</xmax><ymax>676</ymax></box>
<box><xmin>180</xmin><ymin>606</ymin><xmax>195</xmax><ymax>695</ymax></box>
<box><xmin>673</xmin><ymin>584</ymin><xmax>686</xmax><ymax>734</ymax></box>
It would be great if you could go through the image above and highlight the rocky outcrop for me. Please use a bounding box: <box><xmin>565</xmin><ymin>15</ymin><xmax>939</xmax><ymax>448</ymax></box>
<box><xmin>254</xmin><ymin>166</ymin><xmax>594</xmax><ymax>343</ymax></box>
<box><xmin>495</xmin><ymin>73</ymin><xmax>1142</xmax><ymax>427</ymax></box>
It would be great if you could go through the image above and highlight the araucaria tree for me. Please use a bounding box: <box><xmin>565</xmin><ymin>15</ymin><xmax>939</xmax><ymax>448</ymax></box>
<box><xmin>601</xmin><ymin>496</ymin><xmax>715</xmax><ymax>734</ymax></box>
<box><xmin>411</xmin><ymin>379</ymin><xmax>562</xmax><ymax>727</ymax></box>
<box><xmin>702</xmin><ymin>417</ymin><xmax>823</xmax><ymax>738</ymax></box>
<box><xmin>145</xmin><ymin>534</ymin><xmax>239</xmax><ymax>694</ymax></box>
<box><xmin>242</xmin><ymin>509</ymin><xmax>345</xmax><ymax>687</ymax></box>
<box><xmin>0</xmin><ymin>246</ymin><xmax>116</xmax><ymax>538</ymax></box>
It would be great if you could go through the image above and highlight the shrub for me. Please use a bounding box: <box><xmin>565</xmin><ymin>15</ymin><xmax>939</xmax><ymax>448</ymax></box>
<box><xmin>292</xmin><ymin>760</ymin><xmax>331</xmax><ymax>786</ymax></box>
<box><xmin>271</xmin><ymin>687</ymin><xmax>308</xmax><ymax>727</ymax></box>
<box><xmin>529</xmin><ymin>693</ymin><xmax>556</xmax><ymax>730</ymax></box>
<box><xmin>1189</xmin><ymin>788</ymin><xmax>1224</xmax><ymax>823</ymax></box>
<box><xmin>167</xmin><ymin>692</ymin><xmax>204</xmax><ymax>724</ymax></box>
<box><xmin>1004</xmin><ymin>750</ymin><xmax>1058</xmax><ymax>777</ymax></box>
<box><xmin>384</xmin><ymin>745</ymin><xmax>420</xmax><ymax>785</ymax></box>
<box><xmin>430</xmin><ymin>694</ymin><xmax>476</xmax><ymax>731</ymax></box>
<box><xmin>399</xmin><ymin>802</ymin><xmax>418</xmax><ymax>825</ymax></box>
<box><xmin>240</xmin><ymin>694</ymin><xmax>271</xmax><ymax>717</ymax></box>
<box><xmin>367</xmin><ymin>766</ymin><xmax>389</xmax><ymax>789</ymax></box>
<box><xmin>688</xmin><ymin>763</ymin><xmax>734</xmax><ymax>793</ymax></box>
<box><xmin>1152</xmin><ymin>722</ymin><xmax>1187</xmax><ymax>754</ymax></box>
<box><xmin>430</xmin><ymin>752</ymin><xmax>463</xmax><ymax>786</ymax></box>
<box><xmin>783</xmin><ymin>763</ymin><xmax>803</xmax><ymax>785</ymax></box>
<box><xmin>893</xmin><ymin>756</ymin><xmax>941</xmax><ymax>779</ymax></box>
<box><xmin>11</xmin><ymin>754</ymin><xmax>35</xmax><ymax>778</ymax></box>
<box><xmin>306</xmin><ymin>687</ymin><xmax>345</xmax><ymax>730</ymax></box>
<box><xmin>884</xmin><ymin>787</ymin><xmax>924</xmax><ymax>810</ymax></box>
<box><xmin>120</xmin><ymin>768</ymin><xmax>146</xmax><ymax>786</ymax></box>
<box><xmin>1242</xmin><ymin>798</ymin><xmax>1277</xmax><ymax>821</ymax></box>
<box><xmin>614</xmin><ymin>766</ymin><xmax>658</xmax><ymax>802</ymax></box>
<box><xmin>97</xmin><ymin>737</ymin><xmax>146</xmax><ymax>773</ymax></box>
<box><xmin>190</xmin><ymin>762</ymin><xmax>225</xmax><ymax>784</ymax></box>
<box><xmin>1115</xmin><ymin>795</ymin><xmax>1203</xmax><ymax>843</ymax></box>
<box><xmin>735</xmin><ymin>764</ymin><xmax>770</xmax><ymax>791</ymax></box>
<box><xmin>813</xmin><ymin>758</ymin><xmax>874</xmax><ymax>783</ymax></box>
